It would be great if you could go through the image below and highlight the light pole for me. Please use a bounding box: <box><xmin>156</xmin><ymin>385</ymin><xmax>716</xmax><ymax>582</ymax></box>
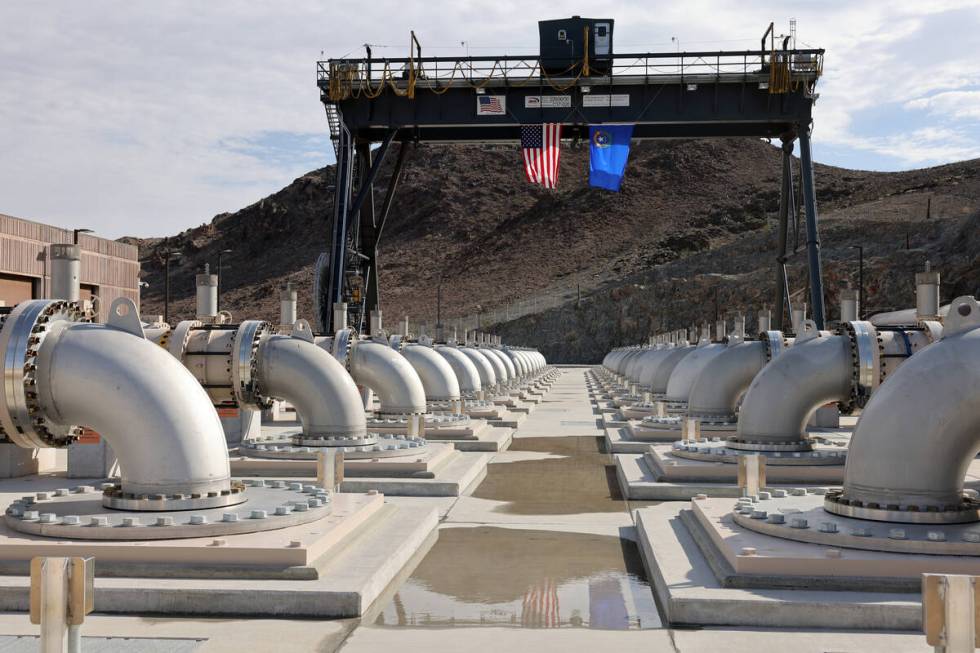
<box><xmin>850</xmin><ymin>244</ymin><xmax>864</xmax><ymax>319</ymax></box>
<box><xmin>217</xmin><ymin>248</ymin><xmax>232</xmax><ymax>309</ymax></box>
<box><xmin>160</xmin><ymin>250</ymin><xmax>182</xmax><ymax>324</ymax></box>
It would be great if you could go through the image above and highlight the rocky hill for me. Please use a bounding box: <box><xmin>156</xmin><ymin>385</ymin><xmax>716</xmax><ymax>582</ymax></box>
<box><xmin>131</xmin><ymin>139</ymin><xmax>980</xmax><ymax>362</ymax></box>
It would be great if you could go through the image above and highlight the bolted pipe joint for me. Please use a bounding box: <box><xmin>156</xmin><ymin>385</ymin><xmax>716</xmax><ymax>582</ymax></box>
<box><xmin>826</xmin><ymin>296</ymin><xmax>980</xmax><ymax>524</ymax></box>
<box><xmin>0</xmin><ymin>299</ymin><xmax>238</xmax><ymax>511</ymax></box>
<box><xmin>169</xmin><ymin>318</ymin><xmax>368</xmax><ymax>442</ymax></box>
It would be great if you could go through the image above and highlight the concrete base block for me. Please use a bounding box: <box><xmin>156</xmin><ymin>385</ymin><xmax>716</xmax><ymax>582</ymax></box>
<box><xmin>374</xmin><ymin>419</ymin><xmax>513</xmax><ymax>452</ymax></box>
<box><xmin>0</xmin><ymin>487</ymin><xmax>438</xmax><ymax>617</ymax></box>
<box><xmin>221</xmin><ymin>408</ymin><xmax>262</xmax><ymax>447</ymax></box>
<box><xmin>604</xmin><ymin>427</ymin><xmax>657</xmax><ymax>454</ymax></box>
<box><xmin>231</xmin><ymin>448</ymin><xmax>489</xmax><ymax>497</ymax></box>
<box><xmin>615</xmin><ymin>452</ymin><xmax>845</xmax><ymax>501</ymax></box>
<box><xmin>0</xmin><ymin>445</ymin><xmax>61</xmax><ymax>479</ymax></box>
<box><xmin>340</xmin><ymin>453</ymin><xmax>489</xmax><ymax>497</ymax></box>
<box><xmin>67</xmin><ymin>439</ymin><xmax>119</xmax><ymax>479</ymax></box>
<box><xmin>633</xmin><ymin>502</ymin><xmax>922</xmax><ymax>630</ymax></box>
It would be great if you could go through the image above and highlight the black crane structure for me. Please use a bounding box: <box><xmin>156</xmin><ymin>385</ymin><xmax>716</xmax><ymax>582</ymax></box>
<box><xmin>315</xmin><ymin>24</ymin><xmax>826</xmax><ymax>336</ymax></box>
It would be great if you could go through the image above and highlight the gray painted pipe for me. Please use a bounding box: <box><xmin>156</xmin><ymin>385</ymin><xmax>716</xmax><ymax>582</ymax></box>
<box><xmin>634</xmin><ymin>347</ymin><xmax>673</xmax><ymax>389</ymax></box>
<box><xmin>403</xmin><ymin>343</ymin><xmax>461</xmax><ymax>401</ymax></box>
<box><xmin>460</xmin><ymin>347</ymin><xmax>498</xmax><ymax>389</ymax></box>
<box><xmin>736</xmin><ymin>334</ymin><xmax>851</xmax><ymax>444</ymax></box>
<box><xmin>665</xmin><ymin>343</ymin><xmax>727</xmax><ymax>403</ymax></box>
<box><xmin>349</xmin><ymin>341</ymin><xmax>427</xmax><ymax>414</ymax></box>
<box><xmin>687</xmin><ymin>341</ymin><xmax>768</xmax><ymax>420</ymax></box>
<box><xmin>839</xmin><ymin>298</ymin><xmax>980</xmax><ymax>511</ymax></box>
<box><xmin>621</xmin><ymin>349</ymin><xmax>645</xmax><ymax>377</ymax></box>
<box><xmin>435</xmin><ymin>345</ymin><xmax>482</xmax><ymax>394</ymax></box>
<box><xmin>626</xmin><ymin>348</ymin><xmax>655</xmax><ymax>383</ymax></box>
<box><xmin>257</xmin><ymin>336</ymin><xmax>367</xmax><ymax>437</ymax></box>
<box><xmin>645</xmin><ymin>346</ymin><xmax>695</xmax><ymax>395</ymax></box>
<box><xmin>628</xmin><ymin>347</ymin><xmax>663</xmax><ymax>384</ymax></box>
<box><xmin>36</xmin><ymin>321</ymin><xmax>231</xmax><ymax>498</ymax></box>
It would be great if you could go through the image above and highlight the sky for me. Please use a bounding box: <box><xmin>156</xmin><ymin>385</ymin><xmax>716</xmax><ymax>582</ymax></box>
<box><xmin>1</xmin><ymin>1</ymin><xmax>979</xmax><ymax>239</ymax></box>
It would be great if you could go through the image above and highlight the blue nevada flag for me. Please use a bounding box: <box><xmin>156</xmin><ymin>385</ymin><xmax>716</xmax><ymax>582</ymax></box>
<box><xmin>589</xmin><ymin>124</ymin><xmax>634</xmax><ymax>191</ymax></box>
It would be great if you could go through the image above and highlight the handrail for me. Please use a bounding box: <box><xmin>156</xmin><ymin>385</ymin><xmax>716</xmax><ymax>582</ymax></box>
<box><xmin>317</xmin><ymin>47</ymin><xmax>824</xmax><ymax>102</ymax></box>
<box><xmin>319</xmin><ymin>48</ymin><xmax>824</xmax><ymax>67</ymax></box>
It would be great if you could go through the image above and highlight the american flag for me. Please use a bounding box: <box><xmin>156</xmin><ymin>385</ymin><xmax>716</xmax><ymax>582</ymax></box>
<box><xmin>521</xmin><ymin>577</ymin><xmax>560</xmax><ymax>628</ymax></box>
<box><xmin>521</xmin><ymin>123</ymin><xmax>562</xmax><ymax>189</ymax></box>
<box><xmin>478</xmin><ymin>95</ymin><xmax>504</xmax><ymax>114</ymax></box>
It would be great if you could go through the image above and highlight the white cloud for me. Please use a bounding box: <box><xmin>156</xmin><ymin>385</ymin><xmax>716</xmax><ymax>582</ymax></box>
<box><xmin>1</xmin><ymin>1</ymin><xmax>979</xmax><ymax>236</ymax></box>
<box><xmin>907</xmin><ymin>90</ymin><xmax>980</xmax><ymax>120</ymax></box>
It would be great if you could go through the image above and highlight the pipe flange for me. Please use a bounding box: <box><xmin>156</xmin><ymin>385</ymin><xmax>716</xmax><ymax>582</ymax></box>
<box><xmin>823</xmin><ymin>490</ymin><xmax>980</xmax><ymax>525</ymax></box>
<box><xmin>101</xmin><ymin>480</ymin><xmax>248</xmax><ymax>512</ymax></box>
<box><xmin>332</xmin><ymin>328</ymin><xmax>354</xmax><ymax>366</ymax></box>
<box><xmin>839</xmin><ymin>320</ymin><xmax>883</xmax><ymax>412</ymax></box>
<box><xmin>241</xmin><ymin>433</ymin><xmax>427</xmax><ymax>460</ymax></box>
<box><xmin>168</xmin><ymin>320</ymin><xmax>202</xmax><ymax>359</ymax></box>
<box><xmin>425</xmin><ymin>411</ymin><xmax>472</xmax><ymax>428</ymax></box>
<box><xmin>5</xmin><ymin>481</ymin><xmax>329</xmax><ymax>540</ymax></box>
<box><xmin>732</xmin><ymin>492</ymin><xmax>980</xmax><ymax>555</ymax></box>
<box><xmin>670</xmin><ymin>440</ymin><xmax>845</xmax><ymax>465</ymax></box>
<box><xmin>0</xmin><ymin>300</ymin><xmax>90</xmax><ymax>448</ymax></box>
<box><xmin>760</xmin><ymin>330</ymin><xmax>785</xmax><ymax>362</ymax></box>
<box><xmin>232</xmin><ymin>320</ymin><xmax>273</xmax><ymax>409</ymax></box>
<box><xmin>389</xmin><ymin>334</ymin><xmax>405</xmax><ymax>351</ymax></box>
<box><xmin>290</xmin><ymin>432</ymin><xmax>380</xmax><ymax>448</ymax></box>
<box><xmin>725</xmin><ymin>437</ymin><xmax>814</xmax><ymax>452</ymax></box>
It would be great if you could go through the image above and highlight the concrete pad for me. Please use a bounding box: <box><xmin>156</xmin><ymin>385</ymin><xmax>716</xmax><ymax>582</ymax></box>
<box><xmin>0</xmin><ymin>502</ymin><xmax>438</xmax><ymax>618</ymax></box>
<box><xmin>0</xmin><ymin>613</ymin><xmax>355</xmax><ymax>653</ymax></box>
<box><xmin>672</xmin><ymin>627</ymin><xmax>930</xmax><ymax>653</ymax></box>
<box><xmin>230</xmin><ymin>446</ymin><xmax>489</xmax><ymax>497</ymax></box>
<box><xmin>340</xmin><ymin>453</ymin><xmax>490</xmax><ymax>497</ymax></box>
<box><xmin>0</xmin><ymin>490</ymin><xmax>384</xmax><ymax>578</ymax></box>
<box><xmin>696</xmin><ymin>496</ymin><xmax>980</xmax><ymax>584</ymax></box>
<box><xmin>445</xmin><ymin>495</ymin><xmax>634</xmax><ymax>534</ymax></box>
<box><xmin>232</xmin><ymin>441</ymin><xmax>452</xmax><ymax>476</ymax></box>
<box><xmin>604</xmin><ymin>426</ymin><xmax>655</xmax><ymax>454</ymax></box>
<box><xmin>614</xmin><ymin>453</ymin><xmax>840</xmax><ymax>501</ymax></box>
<box><xmin>648</xmin><ymin>444</ymin><xmax>844</xmax><ymax>482</ymax></box>
<box><xmin>338</xmin><ymin>627</ymin><xmax>674</xmax><ymax>653</ymax></box>
<box><xmin>633</xmin><ymin>502</ymin><xmax>922</xmax><ymax>630</ymax></box>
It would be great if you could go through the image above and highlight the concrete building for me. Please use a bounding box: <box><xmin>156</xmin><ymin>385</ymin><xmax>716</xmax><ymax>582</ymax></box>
<box><xmin>0</xmin><ymin>212</ymin><xmax>139</xmax><ymax>321</ymax></box>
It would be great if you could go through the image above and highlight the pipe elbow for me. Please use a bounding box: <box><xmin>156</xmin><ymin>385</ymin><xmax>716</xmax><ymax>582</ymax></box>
<box><xmin>459</xmin><ymin>347</ymin><xmax>497</xmax><ymax>388</ymax></box>
<box><xmin>687</xmin><ymin>341</ymin><xmax>768</xmax><ymax>420</ymax></box>
<box><xmin>349</xmin><ymin>341</ymin><xmax>427</xmax><ymax>414</ymax></box>
<box><xmin>435</xmin><ymin>345</ymin><xmax>482</xmax><ymax>394</ymax></box>
<box><xmin>646</xmin><ymin>346</ymin><xmax>694</xmax><ymax>395</ymax></box>
<box><xmin>839</xmin><ymin>299</ymin><xmax>980</xmax><ymax>511</ymax></box>
<box><xmin>402</xmin><ymin>344</ymin><xmax>460</xmax><ymax>401</ymax></box>
<box><xmin>665</xmin><ymin>343</ymin><xmax>727</xmax><ymax>403</ymax></box>
<box><xmin>35</xmin><ymin>321</ymin><xmax>230</xmax><ymax>498</ymax></box>
<box><xmin>485</xmin><ymin>348</ymin><xmax>515</xmax><ymax>381</ymax></box>
<box><xmin>257</xmin><ymin>335</ymin><xmax>366</xmax><ymax>438</ymax></box>
<box><xmin>736</xmin><ymin>334</ymin><xmax>852</xmax><ymax>444</ymax></box>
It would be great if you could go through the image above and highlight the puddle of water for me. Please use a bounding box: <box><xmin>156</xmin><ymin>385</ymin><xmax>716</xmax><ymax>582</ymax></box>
<box><xmin>373</xmin><ymin>527</ymin><xmax>661</xmax><ymax>629</ymax></box>
<box><xmin>471</xmin><ymin>437</ymin><xmax>625</xmax><ymax>514</ymax></box>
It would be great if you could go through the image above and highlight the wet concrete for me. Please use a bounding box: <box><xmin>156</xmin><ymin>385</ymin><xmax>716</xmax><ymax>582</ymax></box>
<box><xmin>373</xmin><ymin>526</ymin><xmax>660</xmax><ymax>629</ymax></box>
<box><xmin>371</xmin><ymin>369</ymin><xmax>662</xmax><ymax>630</ymax></box>
<box><xmin>471</xmin><ymin>436</ymin><xmax>625</xmax><ymax>515</ymax></box>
